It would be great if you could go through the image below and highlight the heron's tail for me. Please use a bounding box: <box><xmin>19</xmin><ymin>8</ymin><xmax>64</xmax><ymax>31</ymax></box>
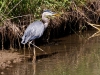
<box><xmin>21</xmin><ymin>38</ymin><xmax>29</xmax><ymax>44</ymax></box>
<box><xmin>21</xmin><ymin>38</ymin><xmax>28</xmax><ymax>44</ymax></box>
<box><xmin>21</xmin><ymin>35</ymin><xmax>30</xmax><ymax>44</ymax></box>
<box><xmin>21</xmin><ymin>40</ymin><xmax>26</xmax><ymax>44</ymax></box>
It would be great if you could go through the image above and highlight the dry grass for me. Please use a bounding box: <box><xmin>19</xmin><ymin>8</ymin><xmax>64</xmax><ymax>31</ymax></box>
<box><xmin>0</xmin><ymin>50</ymin><xmax>23</xmax><ymax>69</ymax></box>
<box><xmin>0</xmin><ymin>0</ymin><xmax>100</xmax><ymax>50</ymax></box>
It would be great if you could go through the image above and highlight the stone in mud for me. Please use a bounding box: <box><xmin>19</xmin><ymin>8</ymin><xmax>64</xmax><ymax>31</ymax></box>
<box><xmin>1</xmin><ymin>72</ymin><xmax>4</xmax><ymax>75</ymax></box>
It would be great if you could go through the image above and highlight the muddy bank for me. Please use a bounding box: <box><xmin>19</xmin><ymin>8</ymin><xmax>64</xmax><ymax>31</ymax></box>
<box><xmin>0</xmin><ymin>50</ymin><xmax>24</xmax><ymax>70</ymax></box>
<box><xmin>0</xmin><ymin>0</ymin><xmax>100</xmax><ymax>49</ymax></box>
<box><xmin>0</xmin><ymin>29</ymin><xmax>99</xmax><ymax>75</ymax></box>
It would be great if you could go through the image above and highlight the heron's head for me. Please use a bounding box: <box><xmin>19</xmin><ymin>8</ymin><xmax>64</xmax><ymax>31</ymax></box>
<box><xmin>42</xmin><ymin>10</ymin><xmax>59</xmax><ymax>23</ymax></box>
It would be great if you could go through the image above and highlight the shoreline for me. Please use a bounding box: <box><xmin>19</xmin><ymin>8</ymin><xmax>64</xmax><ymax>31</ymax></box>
<box><xmin>0</xmin><ymin>50</ymin><xmax>24</xmax><ymax>69</ymax></box>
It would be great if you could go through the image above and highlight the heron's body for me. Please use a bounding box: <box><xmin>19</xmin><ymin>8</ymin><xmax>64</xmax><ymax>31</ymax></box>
<box><xmin>21</xmin><ymin>20</ymin><xmax>45</xmax><ymax>44</ymax></box>
<box><xmin>21</xmin><ymin>10</ymin><xmax>58</xmax><ymax>62</ymax></box>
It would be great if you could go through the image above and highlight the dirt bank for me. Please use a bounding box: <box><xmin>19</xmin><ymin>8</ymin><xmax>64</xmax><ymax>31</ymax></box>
<box><xmin>0</xmin><ymin>50</ymin><xmax>24</xmax><ymax>69</ymax></box>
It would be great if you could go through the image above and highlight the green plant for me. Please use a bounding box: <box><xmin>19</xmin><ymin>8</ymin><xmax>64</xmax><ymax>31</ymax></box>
<box><xmin>0</xmin><ymin>0</ymin><xmax>87</xmax><ymax>22</ymax></box>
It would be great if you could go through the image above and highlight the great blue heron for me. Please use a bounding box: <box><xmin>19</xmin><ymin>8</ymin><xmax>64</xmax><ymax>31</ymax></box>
<box><xmin>21</xmin><ymin>10</ymin><xmax>59</xmax><ymax>62</ymax></box>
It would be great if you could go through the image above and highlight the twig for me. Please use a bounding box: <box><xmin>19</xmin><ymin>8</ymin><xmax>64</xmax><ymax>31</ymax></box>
<box><xmin>6</xmin><ymin>14</ymin><xmax>32</xmax><ymax>20</ymax></box>
<box><xmin>7</xmin><ymin>0</ymin><xmax>23</xmax><ymax>15</ymax></box>
<box><xmin>88</xmin><ymin>31</ymin><xmax>100</xmax><ymax>40</ymax></box>
<box><xmin>86</xmin><ymin>21</ymin><xmax>100</xmax><ymax>31</ymax></box>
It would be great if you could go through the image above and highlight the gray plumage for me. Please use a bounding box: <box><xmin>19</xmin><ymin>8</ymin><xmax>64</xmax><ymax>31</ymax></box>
<box><xmin>21</xmin><ymin>10</ymin><xmax>58</xmax><ymax>62</ymax></box>
<box><xmin>21</xmin><ymin>21</ymin><xmax>45</xmax><ymax>44</ymax></box>
<box><xmin>21</xmin><ymin>10</ymin><xmax>56</xmax><ymax>44</ymax></box>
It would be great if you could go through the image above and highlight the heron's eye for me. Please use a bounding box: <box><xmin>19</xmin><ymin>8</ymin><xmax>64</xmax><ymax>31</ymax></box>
<box><xmin>46</xmin><ymin>15</ymin><xmax>52</xmax><ymax>19</ymax></box>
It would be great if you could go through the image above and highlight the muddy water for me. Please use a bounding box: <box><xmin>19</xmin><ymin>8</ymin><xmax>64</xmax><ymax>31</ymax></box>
<box><xmin>1</xmin><ymin>30</ymin><xmax>100</xmax><ymax>75</ymax></box>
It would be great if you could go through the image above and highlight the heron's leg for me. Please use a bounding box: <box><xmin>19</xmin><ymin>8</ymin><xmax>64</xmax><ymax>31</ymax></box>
<box><xmin>28</xmin><ymin>41</ymin><xmax>31</xmax><ymax>49</ymax></box>
<box><xmin>23</xmin><ymin>44</ymin><xmax>26</xmax><ymax>60</ymax></box>
<box><xmin>30</xmin><ymin>41</ymin><xmax>46</xmax><ymax>53</ymax></box>
<box><xmin>28</xmin><ymin>41</ymin><xmax>32</xmax><ymax>57</ymax></box>
<box><xmin>32</xmin><ymin>41</ymin><xmax>36</xmax><ymax>63</ymax></box>
<box><xmin>32</xmin><ymin>58</ymin><xmax>36</xmax><ymax>75</ymax></box>
<box><xmin>32</xmin><ymin>46</ymin><xmax>36</xmax><ymax>63</ymax></box>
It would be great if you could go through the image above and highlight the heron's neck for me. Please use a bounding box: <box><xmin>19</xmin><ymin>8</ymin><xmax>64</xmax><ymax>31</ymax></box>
<box><xmin>44</xmin><ymin>22</ymin><xmax>49</xmax><ymax>28</ymax></box>
<box><xmin>42</xmin><ymin>17</ymin><xmax>49</xmax><ymax>28</ymax></box>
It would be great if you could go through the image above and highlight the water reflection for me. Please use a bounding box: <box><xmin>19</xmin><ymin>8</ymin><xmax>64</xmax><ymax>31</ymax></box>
<box><xmin>1</xmin><ymin>30</ymin><xmax>100</xmax><ymax>75</ymax></box>
<box><xmin>88</xmin><ymin>30</ymin><xmax>100</xmax><ymax>40</ymax></box>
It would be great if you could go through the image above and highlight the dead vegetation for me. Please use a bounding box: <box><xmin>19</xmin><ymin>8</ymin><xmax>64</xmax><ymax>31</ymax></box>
<box><xmin>0</xmin><ymin>20</ymin><xmax>21</xmax><ymax>50</ymax></box>
<box><xmin>0</xmin><ymin>0</ymin><xmax>100</xmax><ymax>50</ymax></box>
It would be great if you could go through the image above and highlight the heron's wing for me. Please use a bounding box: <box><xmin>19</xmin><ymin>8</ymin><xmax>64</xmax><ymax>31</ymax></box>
<box><xmin>28</xmin><ymin>21</ymin><xmax>45</xmax><ymax>40</ymax></box>
<box><xmin>21</xmin><ymin>28</ymin><xmax>36</xmax><ymax>44</ymax></box>
<box><xmin>21</xmin><ymin>20</ymin><xmax>45</xmax><ymax>44</ymax></box>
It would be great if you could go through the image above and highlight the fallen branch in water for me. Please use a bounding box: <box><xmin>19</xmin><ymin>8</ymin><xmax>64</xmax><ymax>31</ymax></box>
<box><xmin>88</xmin><ymin>31</ymin><xmax>100</xmax><ymax>40</ymax></box>
<box><xmin>86</xmin><ymin>21</ymin><xmax>100</xmax><ymax>40</ymax></box>
<box><xmin>86</xmin><ymin>21</ymin><xmax>100</xmax><ymax>31</ymax></box>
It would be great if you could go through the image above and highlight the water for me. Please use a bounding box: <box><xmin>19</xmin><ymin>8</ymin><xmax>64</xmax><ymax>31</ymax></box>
<box><xmin>1</xmin><ymin>30</ymin><xmax>100</xmax><ymax>75</ymax></box>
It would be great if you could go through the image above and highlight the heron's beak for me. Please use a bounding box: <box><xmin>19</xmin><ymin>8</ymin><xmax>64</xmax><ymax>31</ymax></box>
<box><xmin>52</xmin><ymin>13</ymin><xmax>60</xmax><ymax>17</ymax></box>
<box><xmin>47</xmin><ymin>13</ymin><xmax>60</xmax><ymax>19</ymax></box>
